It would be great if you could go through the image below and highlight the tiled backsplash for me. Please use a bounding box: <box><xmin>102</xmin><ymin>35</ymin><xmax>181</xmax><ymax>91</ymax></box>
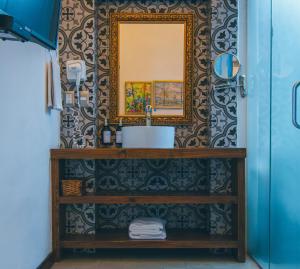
<box><xmin>63</xmin><ymin>158</ymin><xmax>233</xmax><ymax>237</ymax></box>
<box><xmin>59</xmin><ymin>0</ymin><xmax>238</xmax><ymax>149</ymax></box>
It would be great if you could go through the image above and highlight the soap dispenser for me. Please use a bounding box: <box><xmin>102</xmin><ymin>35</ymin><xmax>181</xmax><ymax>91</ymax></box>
<box><xmin>101</xmin><ymin>118</ymin><xmax>112</xmax><ymax>146</ymax></box>
<box><xmin>116</xmin><ymin>118</ymin><xmax>123</xmax><ymax>147</ymax></box>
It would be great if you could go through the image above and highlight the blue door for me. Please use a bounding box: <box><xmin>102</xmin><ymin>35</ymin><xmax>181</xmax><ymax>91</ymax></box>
<box><xmin>247</xmin><ymin>0</ymin><xmax>272</xmax><ymax>268</ymax></box>
<box><xmin>248</xmin><ymin>1</ymin><xmax>300</xmax><ymax>268</ymax></box>
<box><xmin>270</xmin><ymin>1</ymin><xmax>300</xmax><ymax>268</ymax></box>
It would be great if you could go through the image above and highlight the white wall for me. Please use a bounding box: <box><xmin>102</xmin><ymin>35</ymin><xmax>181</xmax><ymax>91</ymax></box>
<box><xmin>0</xmin><ymin>42</ymin><xmax>60</xmax><ymax>269</ymax></box>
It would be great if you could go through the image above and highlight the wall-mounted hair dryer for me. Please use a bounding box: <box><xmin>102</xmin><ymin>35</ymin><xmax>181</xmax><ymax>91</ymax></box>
<box><xmin>66</xmin><ymin>60</ymin><xmax>88</xmax><ymax>107</ymax></box>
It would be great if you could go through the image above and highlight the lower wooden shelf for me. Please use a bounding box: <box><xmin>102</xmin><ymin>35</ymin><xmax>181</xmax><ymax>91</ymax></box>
<box><xmin>61</xmin><ymin>230</ymin><xmax>238</xmax><ymax>249</ymax></box>
<box><xmin>59</xmin><ymin>194</ymin><xmax>237</xmax><ymax>204</ymax></box>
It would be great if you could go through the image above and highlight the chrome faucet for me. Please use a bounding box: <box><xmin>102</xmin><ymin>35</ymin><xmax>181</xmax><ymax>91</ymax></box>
<box><xmin>145</xmin><ymin>105</ymin><xmax>153</xmax><ymax>126</ymax></box>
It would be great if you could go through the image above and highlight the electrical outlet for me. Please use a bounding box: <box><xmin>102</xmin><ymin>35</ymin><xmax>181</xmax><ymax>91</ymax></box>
<box><xmin>64</xmin><ymin>91</ymin><xmax>75</xmax><ymax>107</ymax></box>
<box><xmin>79</xmin><ymin>90</ymin><xmax>89</xmax><ymax>107</ymax></box>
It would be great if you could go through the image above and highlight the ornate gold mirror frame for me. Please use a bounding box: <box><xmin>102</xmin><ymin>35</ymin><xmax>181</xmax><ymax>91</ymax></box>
<box><xmin>110</xmin><ymin>13</ymin><xmax>194</xmax><ymax>125</ymax></box>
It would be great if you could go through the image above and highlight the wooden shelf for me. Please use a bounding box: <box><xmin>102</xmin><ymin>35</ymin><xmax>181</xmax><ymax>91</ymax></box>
<box><xmin>51</xmin><ymin>147</ymin><xmax>246</xmax><ymax>262</ymax></box>
<box><xmin>59</xmin><ymin>193</ymin><xmax>237</xmax><ymax>204</ymax></box>
<box><xmin>61</xmin><ymin>230</ymin><xmax>238</xmax><ymax>249</ymax></box>
<box><xmin>51</xmin><ymin>147</ymin><xmax>246</xmax><ymax>160</ymax></box>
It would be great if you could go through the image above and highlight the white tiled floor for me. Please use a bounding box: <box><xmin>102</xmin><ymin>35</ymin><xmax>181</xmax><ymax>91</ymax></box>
<box><xmin>51</xmin><ymin>256</ymin><xmax>259</xmax><ymax>269</ymax></box>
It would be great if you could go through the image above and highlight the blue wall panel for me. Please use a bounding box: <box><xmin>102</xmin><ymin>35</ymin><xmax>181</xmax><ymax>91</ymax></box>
<box><xmin>270</xmin><ymin>1</ymin><xmax>300</xmax><ymax>268</ymax></box>
<box><xmin>247</xmin><ymin>0</ymin><xmax>272</xmax><ymax>268</ymax></box>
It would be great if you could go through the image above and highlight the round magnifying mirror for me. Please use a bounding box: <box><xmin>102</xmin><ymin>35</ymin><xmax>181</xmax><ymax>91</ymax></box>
<box><xmin>214</xmin><ymin>53</ymin><xmax>241</xmax><ymax>80</ymax></box>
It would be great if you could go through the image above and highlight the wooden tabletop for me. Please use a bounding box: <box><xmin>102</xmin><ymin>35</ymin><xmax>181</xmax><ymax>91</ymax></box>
<box><xmin>51</xmin><ymin>147</ymin><xmax>246</xmax><ymax>160</ymax></box>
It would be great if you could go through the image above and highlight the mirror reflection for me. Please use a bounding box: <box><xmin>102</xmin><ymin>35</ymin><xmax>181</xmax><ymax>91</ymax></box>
<box><xmin>110</xmin><ymin>13</ymin><xmax>194</xmax><ymax>125</ymax></box>
<box><xmin>119</xmin><ymin>23</ymin><xmax>185</xmax><ymax>117</ymax></box>
<box><xmin>214</xmin><ymin>53</ymin><xmax>241</xmax><ymax>80</ymax></box>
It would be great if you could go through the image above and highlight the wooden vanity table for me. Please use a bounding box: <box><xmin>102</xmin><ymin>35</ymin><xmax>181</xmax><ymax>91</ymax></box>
<box><xmin>51</xmin><ymin>148</ymin><xmax>246</xmax><ymax>262</ymax></box>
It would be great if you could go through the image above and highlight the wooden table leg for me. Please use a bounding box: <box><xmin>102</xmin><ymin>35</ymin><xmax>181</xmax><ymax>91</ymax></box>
<box><xmin>236</xmin><ymin>158</ymin><xmax>246</xmax><ymax>262</ymax></box>
<box><xmin>51</xmin><ymin>158</ymin><xmax>61</xmax><ymax>261</ymax></box>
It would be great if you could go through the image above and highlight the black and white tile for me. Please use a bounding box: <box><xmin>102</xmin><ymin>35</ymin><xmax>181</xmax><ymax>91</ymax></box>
<box><xmin>97</xmin><ymin>204</ymin><xmax>208</xmax><ymax>231</ymax></box>
<box><xmin>210</xmin><ymin>0</ymin><xmax>238</xmax><ymax>147</ymax></box>
<box><xmin>59</xmin><ymin>0</ymin><xmax>238</xmax><ymax>148</ymax></box>
<box><xmin>59</xmin><ymin>0</ymin><xmax>97</xmax><ymax>149</ymax></box>
<box><xmin>96</xmin><ymin>159</ymin><xmax>208</xmax><ymax>192</ymax></box>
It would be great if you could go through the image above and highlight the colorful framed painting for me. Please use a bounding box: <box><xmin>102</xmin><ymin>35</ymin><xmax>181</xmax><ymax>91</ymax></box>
<box><xmin>153</xmin><ymin>81</ymin><xmax>184</xmax><ymax>109</ymax></box>
<box><xmin>125</xmin><ymin>81</ymin><xmax>152</xmax><ymax>115</ymax></box>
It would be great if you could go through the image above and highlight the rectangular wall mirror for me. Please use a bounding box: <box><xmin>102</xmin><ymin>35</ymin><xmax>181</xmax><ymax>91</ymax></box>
<box><xmin>110</xmin><ymin>13</ymin><xmax>194</xmax><ymax>125</ymax></box>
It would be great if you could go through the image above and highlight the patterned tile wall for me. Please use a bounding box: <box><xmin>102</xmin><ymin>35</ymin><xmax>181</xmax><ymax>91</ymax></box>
<box><xmin>64</xmin><ymin>160</ymin><xmax>96</xmax><ymax>236</ymax></box>
<box><xmin>96</xmin><ymin>204</ymin><xmax>208</xmax><ymax>231</ymax></box>
<box><xmin>210</xmin><ymin>0</ymin><xmax>238</xmax><ymax>147</ymax></box>
<box><xmin>96</xmin><ymin>159</ymin><xmax>208</xmax><ymax>193</ymax></box>
<box><xmin>59</xmin><ymin>0</ymin><xmax>238</xmax><ymax>148</ymax></box>
<box><xmin>96</xmin><ymin>0</ymin><xmax>210</xmax><ymax>148</ymax></box>
<box><xmin>58</xmin><ymin>0</ymin><xmax>238</xmax><ymax>245</ymax></box>
<box><xmin>59</xmin><ymin>0</ymin><xmax>97</xmax><ymax>149</ymax></box>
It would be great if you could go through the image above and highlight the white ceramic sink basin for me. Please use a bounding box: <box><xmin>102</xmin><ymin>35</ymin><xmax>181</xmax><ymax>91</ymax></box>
<box><xmin>122</xmin><ymin>126</ymin><xmax>175</xmax><ymax>148</ymax></box>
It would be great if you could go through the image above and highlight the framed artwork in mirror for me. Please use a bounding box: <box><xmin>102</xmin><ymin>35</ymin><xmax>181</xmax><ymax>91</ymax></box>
<box><xmin>125</xmin><ymin>81</ymin><xmax>152</xmax><ymax>115</ymax></box>
<box><xmin>153</xmin><ymin>81</ymin><xmax>184</xmax><ymax>109</ymax></box>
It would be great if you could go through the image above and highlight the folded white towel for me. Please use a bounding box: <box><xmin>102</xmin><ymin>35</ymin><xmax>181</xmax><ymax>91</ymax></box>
<box><xmin>129</xmin><ymin>217</ymin><xmax>166</xmax><ymax>232</ymax></box>
<box><xmin>129</xmin><ymin>227</ymin><xmax>164</xmax><ymax>235</ymax></box>
<box><xmin>129</xmin><ymin>231</ymin><xmax>167</xmax><ymax>240</ymax></box>
<box><xmin>128</xmin><ymin>218</ymin><xmax>167</xmax><ymax>240</ymax></box>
